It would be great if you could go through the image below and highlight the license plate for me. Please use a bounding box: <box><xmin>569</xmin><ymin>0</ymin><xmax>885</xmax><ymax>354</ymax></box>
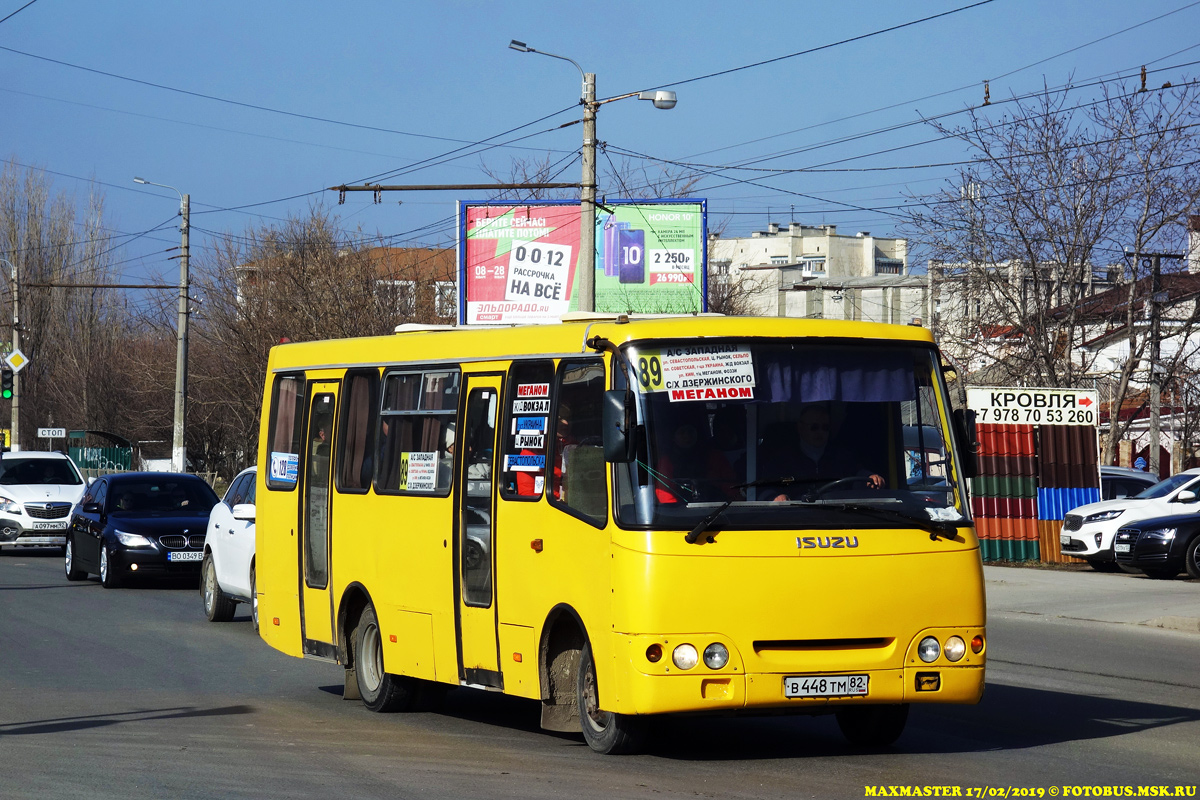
<box><xmin>167</xmin><ymin>551</ymin><xmax>203</xmax><ymax>562</ymax></box>
<box><xmin>784</xmin><ymin>674</ymin><xmax>869</xmax><ymax>698</ymax></box>
<box><xmin>31</xmin><ymin>521</ymin><xmax>68</xmax><ymax>530</ymax></box>
<box><xmin>1114</xmin><ymin>543</ymin><xmax>1131</xmax><ymax>553</ymax></box>
<box><xmin>1060</xmin><ymin>534</ymin><xmax>1071</xmax><ymax>546</ymax></box>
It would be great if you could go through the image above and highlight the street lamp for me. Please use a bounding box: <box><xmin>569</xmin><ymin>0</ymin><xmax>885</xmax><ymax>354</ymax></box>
<box><xmin>508</xmin><ymin>40</ymin><xmax>676</xmax><ymax>312</ymax></box>
<box><xmin>134</xmin><ymin>177</ymin><xmax>191</xmax><ymax>473</ymax></box>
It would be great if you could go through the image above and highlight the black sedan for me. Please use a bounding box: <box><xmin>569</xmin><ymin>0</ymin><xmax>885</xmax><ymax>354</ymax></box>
<box><xmin>64</xmin><ymin>472</ymin><xmax>219</xmax><ymax>588</ymax></box>
<box><xmin>1112</xmin><ymin>512</ymin><xmax>1200</xmax><ymax>580</ymax></box>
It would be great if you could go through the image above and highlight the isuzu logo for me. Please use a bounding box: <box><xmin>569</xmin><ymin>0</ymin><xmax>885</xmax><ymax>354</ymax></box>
<box><xmin>796</xmin><ymin>536</ymin><xmax>859</xmax><ymax>550</ymax></box>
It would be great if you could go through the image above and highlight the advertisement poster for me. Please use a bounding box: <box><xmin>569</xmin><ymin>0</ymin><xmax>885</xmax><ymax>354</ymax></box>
<box><xmin>459</xmin><ymin>200</ymin><xmax>706</xmax><ymax>325</ymax></box>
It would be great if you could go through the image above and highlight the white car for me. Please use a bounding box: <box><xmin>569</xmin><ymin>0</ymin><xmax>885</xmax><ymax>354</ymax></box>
<box><xmin>0</xmin><ymin>452</ymin><xmax>87</xmax><ymax>551</ymax></box>
<box><xmin>1061</xmin><ymin>467</ymin><xmax>1200</xmax><ymax>570</ymax></box>
<box><xmin>201</xmin><ymin>467</ymin><xmax>258</xmax><ymax>629</ymax></box>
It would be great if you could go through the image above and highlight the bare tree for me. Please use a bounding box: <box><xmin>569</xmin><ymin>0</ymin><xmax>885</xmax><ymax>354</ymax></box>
<box><xmin>905</xmin><ymin>80</ymin><xmax>1200</xmax><ymax>461</ymax></box>
<box><xmin>0</xmin><ymin>161</ymin><xmax>138</xmax><ymax>447</ymax></box>
<box><xmin>191</xmin><ymin>205</ymin><xmax>454</xmax><ymax>474</ymax></box>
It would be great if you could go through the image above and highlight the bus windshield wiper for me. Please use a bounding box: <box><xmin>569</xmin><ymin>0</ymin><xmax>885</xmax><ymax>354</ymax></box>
<box><xmin>799</xmin><ymin>501</ymin><xmax>962</xmax><ymax>541</ymax></box>
<box><xmin>683</xmin><ymin>476</ymin><xmax>802</xmax><ymax>545</ymax></box>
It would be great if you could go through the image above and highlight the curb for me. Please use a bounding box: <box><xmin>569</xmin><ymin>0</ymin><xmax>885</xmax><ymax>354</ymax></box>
<box><xmin>1143</xmin><ymin>615</ymin><xmax>1200</xmax><ymax>634</ymax></box>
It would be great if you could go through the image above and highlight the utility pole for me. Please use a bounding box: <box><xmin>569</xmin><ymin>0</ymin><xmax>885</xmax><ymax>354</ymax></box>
<box><xmin>9</xmin><ymin>257</ymin><xmax>18</xmax><ymax>451</ymax></box>
<box><xmin>1125</xmin><ymin>248</ymin><xmax>1182</xmax><ymax>477</ymax></box>
<box><xmin>579</xmin><ymin>72</ymin><xmax>597</xmax><ymax>313</ymax></box>
<box><xmin>1149</xmin><ymin>253</ymin><xmax>1162</xmax><ymax>477</ymax></box>
<box><xmin>174</xmin><ymin>193</ymin><xmax>190</xmax><ymax>473</ymax></box>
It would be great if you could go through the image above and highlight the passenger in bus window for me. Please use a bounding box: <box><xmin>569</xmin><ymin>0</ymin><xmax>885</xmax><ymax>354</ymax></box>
<box><xmin>766</xmin><ymin>404</ymin><xmax>883</xmax><ymax>500</ymax></box>
<box><xmin>438</xmin><ymin>423</ymin><xmax>455</xmax><ymax>489</ymax></box>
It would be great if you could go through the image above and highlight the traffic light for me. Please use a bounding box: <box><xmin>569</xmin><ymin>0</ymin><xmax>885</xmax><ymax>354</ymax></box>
<box><xmin>1</xmin><ymin>369</ymin><xmax>12</xmax><ymax>400</ymax></box>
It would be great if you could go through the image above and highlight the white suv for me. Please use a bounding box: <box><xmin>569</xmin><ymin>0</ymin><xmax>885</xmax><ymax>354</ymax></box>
<box><xmin>1061</xmin><ymin>467</ymin><xmax>1200</xmax><ymax>570</ymax></box>
<box><xmin>0</xmin><ymin>452</ymin><xmax>87</xmax><ymax>551</ymax></box>
<box><xmin>201</xmin><ymin>467</ymin><xmax>257</xmax><ymax>629</ymax></box>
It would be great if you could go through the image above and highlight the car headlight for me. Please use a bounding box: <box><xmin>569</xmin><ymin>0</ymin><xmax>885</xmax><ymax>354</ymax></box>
<box><xmin>115</xmin><ymin>531</ymin><xmax>154</xmax><ymax>548</ymax></box>
<box><xmin>0</xmin><ymin>497</ymin><xmax>21</xmax><ymax>514</ymax></box>
<box><xmin>1144</xmin><ymin>527</ymin><xmax>1177</xmax><ymax>540</ymax></box>
<box><xmin>1084</xmin><ymin>509</ymin><xmax>1124</xmax><ymax>523</ymax></box>
<box><xmin>918</xmin><ymin>636</ymin><xmax>941</xmax><ymax>663</ymax></box>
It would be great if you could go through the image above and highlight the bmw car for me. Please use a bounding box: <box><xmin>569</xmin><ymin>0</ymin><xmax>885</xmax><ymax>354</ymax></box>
<box><xmin>64</xmin><ymin>472</ymin><xmax>219</xmax><ymax>588</ymax></box>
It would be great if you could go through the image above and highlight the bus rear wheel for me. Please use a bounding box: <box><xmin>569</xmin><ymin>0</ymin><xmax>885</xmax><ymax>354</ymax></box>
<box><xmin>577</xmin><ymin>640</ymin><xmax>646</xmax><ymax>754</ymax></box>
<box><xmin>835</xmin><ymin>703</ymin><xmax>909</xmax><ymax>747</ymax></box>
<box><xmin>352</xmin><ymin>603</ymin><xmax>416</xmax><ymax>713</ymax></box>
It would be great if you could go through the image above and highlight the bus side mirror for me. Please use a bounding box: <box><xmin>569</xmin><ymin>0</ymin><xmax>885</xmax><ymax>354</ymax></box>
<box><xmin>602</xmin><ymin>389</ymin><xmax>636</xmax><ymax>463</ymax></box>
<box><xmin>953</xmin><ymin>408</ymin><xmax>979</xmax><ymax>479</ymax></box>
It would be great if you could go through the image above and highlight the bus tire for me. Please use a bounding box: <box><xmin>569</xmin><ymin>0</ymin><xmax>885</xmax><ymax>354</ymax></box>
<box><xmin>577</xmin><ymin>640</ymin><xmax>646</xmax><ymax>754</ymax></box>
<box><xmin>352</xmin><ymin>603</ymin><xmax>416</xmax><ymax>713</ymax></box>
<box><xmin>835</xmin><ymin>703</ymin><xmax>909</xmax><ymax>747</ymax></box>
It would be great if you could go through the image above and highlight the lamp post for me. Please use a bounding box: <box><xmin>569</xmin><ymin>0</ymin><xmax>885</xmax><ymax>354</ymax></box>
<box><xmin>0</xmin><ymin>257</ymin><xmax>17</xmax><ymax>450</ymax></box>
<box><xmin>508</xmin><ymin>40</ymin><xmax>676</xmax><ymax>313</ymax></box>
<box><xmin>134</xmin><ymin>177</ymin><xmax>190</xmax><ymax>473</ymax></box>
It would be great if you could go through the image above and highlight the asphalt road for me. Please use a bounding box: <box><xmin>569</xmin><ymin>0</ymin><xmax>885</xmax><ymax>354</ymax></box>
<box><xmin>2</xmin><ymin>552</ymin><xmax>1198</xmax><ymax>800</ymax></box>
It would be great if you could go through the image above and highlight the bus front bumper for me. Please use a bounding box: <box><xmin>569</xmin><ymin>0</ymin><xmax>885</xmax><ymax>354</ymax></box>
<box><xmin>617</xmin><ymin>664</ymin><xmax>985</xmax><ymax>716</ymax></box>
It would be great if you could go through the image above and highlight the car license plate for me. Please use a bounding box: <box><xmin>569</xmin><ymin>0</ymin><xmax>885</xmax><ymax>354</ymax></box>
<box><xmin>1060</xmin><ymin>534</ymin><xmax>1071</xmax><ymax>546</ymax></box>
<box><xmin>1114</xmin><ymin>543</ymin><xmax>1131</xmax><ymax>553</ymax></box>
<box><xmin>167</xmin><ymin>551</ymin><xmax>203</xmax><ymax>562</ymax></box>
<box><xmin>31</xmin><ymin>521</ymin><xmax>68</xmax><ymax>530</ymax></box>
<box><xmin>784</xmin><ymin>674</ymin><xmax>869</xmax><ymax>698</ymax></box>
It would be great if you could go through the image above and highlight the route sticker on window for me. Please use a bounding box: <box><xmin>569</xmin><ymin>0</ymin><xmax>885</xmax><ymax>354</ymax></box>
<box><xmin>515</xmin><ymin>383</ymin><xmax>549</xmax><ymax>398</ymax></box>
<box><xmin>505</xmin><ymin>453</ymin><xmax>546</xmax><ymax>472</ymax></box>
<box><xmin>635</xmin><ymin>345</ymin><xmax>756</xmax><ymax>402</ymax></box>
<box><xmin>514</xmin><ymin>433</ymin><xmax>545</xmax><ymax>450</ymax></box>
<box><xmin>512</xmin><ymin>416</ymin><xmax>547</xmax><ymax>435</ymax></box>
<box><xmin>513</xmin><ymin>399</ymin><xmax>550</xmax><ymax>414</ymax></box>
<box><xmin>269</xmin><ymin>451</ymin><xmax>299</xmax><ymax>486</ymax></box>
<box><xmin>400</xmin><ymin>451</ymin><xmax>438</xmax><ymax>491</ymax></box>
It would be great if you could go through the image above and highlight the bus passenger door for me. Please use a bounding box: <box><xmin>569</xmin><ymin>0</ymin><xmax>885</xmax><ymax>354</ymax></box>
<box><xmin>301</xmin><ymin>385</ymin><xmax>339</xmax><ymax>660</ymax></box>
<box><xmin>456</xmin><ymin>375</ymin><xmax>502</xmax><ymax>687</ymax></box>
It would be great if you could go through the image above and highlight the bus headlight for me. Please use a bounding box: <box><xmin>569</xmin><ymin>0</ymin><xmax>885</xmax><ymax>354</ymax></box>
<box><xmin>702</xmin><ymin>643</ymin><xmax>729</xmax><ymax>670</ymax></box>
<box><xmin>672</xmin><ymin>644</ymin><xmax>699</xmax><ymax>670</ymax></box>
<box><xmin>918</xmin><ymin>636</ymin><xmax>941</xmax><ymax>663</ymax></box>
<box><xmin>944</xmin><ymin>636</ymin><xmax>966</xmax><ymax>662</ymax></box>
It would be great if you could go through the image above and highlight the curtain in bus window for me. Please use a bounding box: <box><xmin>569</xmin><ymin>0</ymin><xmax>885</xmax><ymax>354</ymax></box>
<box><xmin>761</xmin><ymin>350</ymin><xmax>915</xmax><ymax>404</ymax></box>
<box><xmin>341</xmin><ymin>375</ymin><xmax>371</xmax><ymax>490</ymax></box>
<box><xmin>273</xmin><ymin>377</ymin><xmax>300</xmax><ymax>452</ymax></box>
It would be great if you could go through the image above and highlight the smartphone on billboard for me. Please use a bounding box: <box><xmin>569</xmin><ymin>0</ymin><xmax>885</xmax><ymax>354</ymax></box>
<box><xmin>602</xmin><ymin>217</ymin><xmax>626</xmax><ymax>278</ymax></box>
<box><xmin>618</xmin><ymin>228</ymin><xmax>645</xmax><ymax>284</ymax></box>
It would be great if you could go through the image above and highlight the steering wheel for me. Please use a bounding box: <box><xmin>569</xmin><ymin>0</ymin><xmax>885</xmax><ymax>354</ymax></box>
<box><xmin>802</xmin><ymin>476</ymin><xmax>869</xmax><ymax>502</ymax></box>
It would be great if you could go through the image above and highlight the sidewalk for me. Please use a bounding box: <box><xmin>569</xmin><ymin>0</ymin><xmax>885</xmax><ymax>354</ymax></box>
<box><xmin>984</xmin><ymin>564</ymin><xmax>1200</xmax><ymax>633</ymax></box>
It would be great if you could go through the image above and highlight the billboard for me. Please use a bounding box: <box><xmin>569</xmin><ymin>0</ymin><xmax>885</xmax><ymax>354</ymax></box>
<box><xmin>459</xmin><ymin>199</ymin><xmax>707</xmax><ymax>325</ymax></box>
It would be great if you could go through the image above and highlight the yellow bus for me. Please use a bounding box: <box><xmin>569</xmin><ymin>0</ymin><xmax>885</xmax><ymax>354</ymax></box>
<box><xmin>255</xmin><ymin>314</ymin><xmax>985</xmax><ymax>754</ymax></box>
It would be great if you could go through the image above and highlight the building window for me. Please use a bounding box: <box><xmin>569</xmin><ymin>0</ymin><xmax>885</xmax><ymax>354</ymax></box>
<box><xmin>435</xmin><ymin>281</ymin><xmax>456</xmax><ymax>318</ymax></box>
<box><xmin>770</xmin><ymin>255</ymin><xmax>788</xmax><ymax>265</ymax></box>
<box><xmin>875</xmin><ymin>258</ymin><xmax>903</xmax><ymax>275</ymax></box>
<box><xmin>377</xmin><ymin>279</ymin><xmax>416</xmax><ymax>315</ymax></box>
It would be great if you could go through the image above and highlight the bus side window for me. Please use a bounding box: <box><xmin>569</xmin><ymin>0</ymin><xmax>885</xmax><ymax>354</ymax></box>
<box><xmin>549</xmin><ymin>359</ymin><xmax>607</xmax><ymax>525</ymax></box>
<box><xmin>375</xmin><ymin>370</ymin><xmax>458</xmax><ymax>495</ymax></box>
<box><xmin>336</xmin><ymin>370</ymin><xmax>379</xmax><ymax>493</ymax></box>
<box><xmin>500</xmin><ymin>360</ymin><xmax>554</xmax><ymax>500</ymax></box>
<box><xmin>266</xmin><ymin>373</ymin><xmax>306</xmax><ymax>491</ymax></box>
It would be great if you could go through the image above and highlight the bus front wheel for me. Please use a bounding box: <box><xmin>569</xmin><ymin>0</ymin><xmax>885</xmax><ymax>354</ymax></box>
<box><xmin>835</xmin><ymin>703</ymin><xmax>909</xmax><ymax>747</ymax></box>
<box><xmin>352</xmin><ymin>603</ymin><xmax>416</xmax><ymax>713</ymax></box>
<box><xmin>577</xmin><ymin>640</ymin><xmax>646</xmax><ymax>754</ymax></box>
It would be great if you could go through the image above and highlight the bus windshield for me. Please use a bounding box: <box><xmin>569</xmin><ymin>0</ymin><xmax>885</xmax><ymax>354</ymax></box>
<box><xmin>614</xmin><ymin>339</ymin><xmax>965</xmax><ymax>531</ymax></box>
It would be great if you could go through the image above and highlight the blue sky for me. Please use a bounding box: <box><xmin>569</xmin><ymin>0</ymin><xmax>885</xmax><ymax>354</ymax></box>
<box><xmin>2</xmin><ymin>0</ymin><xmax>1199</xmax><ymax>292</ymax></box>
